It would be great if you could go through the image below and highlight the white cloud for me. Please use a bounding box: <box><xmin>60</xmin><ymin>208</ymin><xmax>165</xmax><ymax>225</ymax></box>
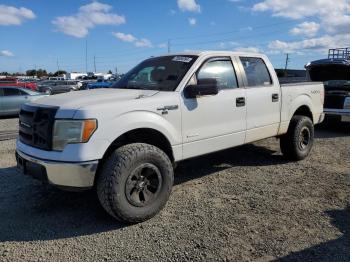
<box><xmin>0</xmin><ymin>5</ymin><xmax>35</xmax><ymax>26</ymax></box>
<box><xmin>290</xmin><ymin>22</ymin><xmax>320</xmax><ymax>37</ymax></box>
<box><xmin>189</xmin><ymin>17</ymin><xmax>197</xmax><ymax>26</ymax></box>
<box><xmin>112</xmin><ymin>32</ymin><xmax>136</xmax><ymax>42</ymax></box>
<box><xmin>240</xmin><ymin>26</ymin><xmax>253</xmax><ymax>31</ymax></box>
<box><xmin>268</xmin><ymin>34</ymin><xmax>350</xmax><ymax>53</ymax></box>
<box><xmin>252</xmin><ymin>0</ymin><xmax>350</xmax><ymax>20</ymax></box>
<box><xmin>135</xmin><ymin>38</ymin><xmax>153</xmax><ymax>48</ymax></box>
<box><xmin>0</xmin><ymin>50</ymin><xmax>14</xmax><ymax>57</ymax></box>
<box><xmin>252</xmin><ymin>0</ymin><xmax>350</xmax><ymax>35</ymax></box>
<box><xmin>234</xmin><ymin>46</ymin><xmax>261</xmax><ymax>53</ymax></box>
<box><xmin>218</xmin><ymin>41</ymin><xmax>240</xmax><ymax>49</ymax></box>
<box><xmin>113</xmin><ymin>32</ymin><xmax>153</xmax><ymax>48</ymax></box>
<box><xmin>177</xmin><ymin>0</ymin><xmax>201</xmax><ymax>13</ymax></box>
<box><xmin>158</xmin><ymin>43</ymin><xmax>167</xmax><ymax>48</ymax></box>
<box><xmin>252</xmin><ymin>0</ymin><xmax>350</xmax><ymax>54</ymax></box>
<box><xmin>52</xmin><ymin>1</ymin><xmax>125</xmax><ymax>38</ymax></box>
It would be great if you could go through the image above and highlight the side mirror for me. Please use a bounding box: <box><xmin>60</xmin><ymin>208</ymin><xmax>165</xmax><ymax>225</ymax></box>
<box><xmin>184</xmin><ymin>78</ymin><xmax>219</xmax><ymax>98</ymax></box>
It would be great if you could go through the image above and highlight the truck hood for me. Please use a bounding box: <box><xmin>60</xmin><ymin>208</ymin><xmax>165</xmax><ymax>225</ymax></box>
<box><xmin>31</xmin><ymin>88</ymin><xmax>159</xmax><ymax>110</ymax></box>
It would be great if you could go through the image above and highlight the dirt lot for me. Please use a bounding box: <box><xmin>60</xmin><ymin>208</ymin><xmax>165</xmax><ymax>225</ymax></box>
<box><xmin>0</xmin><ymin>118</ymin><xmax>349</xmax><ymax>262</ymax></box>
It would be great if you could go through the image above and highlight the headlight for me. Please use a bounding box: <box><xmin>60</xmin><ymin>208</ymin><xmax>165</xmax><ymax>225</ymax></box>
<box><xmin>344</xmin><ymin>97</ymin><xmax>350</xmax><ymax>109</ymax></box>
<box><xmin>53</xmin><ymin>119</ymin><xmax>97</xmax><ymax>151</ymax></box>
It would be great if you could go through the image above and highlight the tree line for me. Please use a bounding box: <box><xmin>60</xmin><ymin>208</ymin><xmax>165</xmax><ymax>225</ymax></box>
<box><xmin>1</xmin><ymin>69</ymin><xmax>114</xmax><ymax>78</ymax></box>
<box><xmin>0</xmin><ymin>69</ymin><xmax>67</xmax><ymax>78</ymax></box>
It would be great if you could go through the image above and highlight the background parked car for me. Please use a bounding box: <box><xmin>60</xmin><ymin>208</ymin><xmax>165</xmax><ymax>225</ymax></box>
<box><xmin>37</xmin><ymin>80</ymin><xmax>79</xmax><ymax>95</ymax></box>
<box><xmin>0</xmin><ymin>77</ymin><xmax>37</xmax><ymax>91</ymax></box>
<box><xmin>85</xmin><ymin>79</ymin><xmax>115</xmax><ymax>89</ymax></box>
<box><xmin>0</xmin><ymin>86</ymin><xmax>47</xmax><ymax>116</ymax></box>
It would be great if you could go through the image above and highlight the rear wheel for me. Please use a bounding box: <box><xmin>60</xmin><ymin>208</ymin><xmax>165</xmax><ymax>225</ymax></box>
<box><xmin>280</xmin><ymin>115</ymin><xmax>314</xmax><ymax>161</ymax></box>
<box><xmin>97</xmin><ymin>143</ymin><xmax>174</xmax><ymax>223</ymax></box>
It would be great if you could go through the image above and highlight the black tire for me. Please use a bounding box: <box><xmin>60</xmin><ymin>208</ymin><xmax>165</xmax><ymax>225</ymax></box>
<box><xmin>96</xmin><ymin>143</ymin><xmax>174</xmax><ymax>223</ymax></box>
<box><xmin>280</xmin><ymin>115</ymin><xmax>314</xmax><ymax>161</ymax></box>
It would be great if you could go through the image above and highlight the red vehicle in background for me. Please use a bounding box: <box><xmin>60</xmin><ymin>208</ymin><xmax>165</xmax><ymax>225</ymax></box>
<box><xmin>0</xmin><ymin>77</ymin><xmax>37</xmax><ymax>91</ymax></box>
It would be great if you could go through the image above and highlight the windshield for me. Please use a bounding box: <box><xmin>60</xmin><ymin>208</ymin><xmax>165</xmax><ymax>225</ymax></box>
<box><xmin>112</xmin><ymin>55</ymin><xmax>198</xmax><ymax>91</ymax></box>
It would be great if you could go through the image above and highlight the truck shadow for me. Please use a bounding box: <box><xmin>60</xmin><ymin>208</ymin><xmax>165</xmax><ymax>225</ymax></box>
<box><xmin>175</xmin><ymin>143</ymin><xmax>287</xmax><ymax>185</ymax></box>
<box><xmin>0</xmin><ymin>143</ymin><xmax>285</xmax><ymax>242</ymax></box>
<box><xmin>315</xmin><ymin>124</ymin><xmax>350</xmax><ymax>139</ymax></box>
<box><xmin>274</xmin><ymin>205</ymin><xmax>350</xmax><ymax>262</ymax></box>
<box><xmin>0</xmin><ymin>115</ymin><xmax>18</xmax><ymax>120</ymax></box>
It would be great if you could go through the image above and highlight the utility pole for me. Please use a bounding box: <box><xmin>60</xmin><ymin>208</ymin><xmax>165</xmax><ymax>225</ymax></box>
<box><xmin>284</xmin><ymin>53</ymin><xmax>290</xmax><ymax>77</ymax></box>
<box><xmin>167</xmin><ymin>39</ymin><xmax>171</xmax><ymax>53</ymax></box>
<box><xmin>93</xmin><ymin>55</ymin><xmax>96</xmax><ymax>73</ymax></box>
<box><xmin>56</xmin><ymin>58</ymin><xmax>60</xmax><ymax>71</ymax></box>
<box><xmin>85</xmin><ymin>39</ymin><xmax>88</xmax><ymax>73</ymax></box>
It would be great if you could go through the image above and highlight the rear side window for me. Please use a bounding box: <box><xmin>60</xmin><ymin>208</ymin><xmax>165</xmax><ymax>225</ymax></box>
<box><xmin>3</xmin><ymin>88</ymin><xmax>20</xmax><ymax>96</ymax></box>
<box><xmin>197</xmin><ymin>59</ymin><xmax>238</xmax><ymax>90</ymax></box>
<box><xmin>240</xmin><ymin>57</ymin><xmax>272</xmax><ymax>87</ymax></box>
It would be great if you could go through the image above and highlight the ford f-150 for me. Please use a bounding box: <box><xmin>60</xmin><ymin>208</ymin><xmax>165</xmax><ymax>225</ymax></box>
<box><xmin>16</xmin><ymin>51</ymin><xmax>325</xmax><ymax>223</ymax></box>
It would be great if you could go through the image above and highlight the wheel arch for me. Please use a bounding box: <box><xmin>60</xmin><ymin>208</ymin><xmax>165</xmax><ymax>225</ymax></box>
<box><xmin>94</xmin><ymin>128</ymin><xmax>175</xmax><ymax>185</ymax></box>
<box><xmin>292</xmin><ymin>105</ymin><xmax>313</xmax><ymax>122</ymax></box>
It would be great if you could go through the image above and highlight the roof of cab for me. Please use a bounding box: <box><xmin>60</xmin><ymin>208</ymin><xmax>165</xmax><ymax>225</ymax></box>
<box><xmin>158</xmin><ymin>50</ymin><xmax>264</xmax><ymax>57</ymax></box>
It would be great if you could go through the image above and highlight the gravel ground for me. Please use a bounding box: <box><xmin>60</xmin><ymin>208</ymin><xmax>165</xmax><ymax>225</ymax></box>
<box><xmin>0</xmin><ymin>117</ymin><xmax>349</xmax><ymax>262</ymax></box>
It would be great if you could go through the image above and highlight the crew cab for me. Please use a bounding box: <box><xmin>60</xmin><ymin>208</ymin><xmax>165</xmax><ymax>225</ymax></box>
<box><xmin>16</xmin><ymin>51</ymin><xmax>324</xmax><ymax>223</ymax></box>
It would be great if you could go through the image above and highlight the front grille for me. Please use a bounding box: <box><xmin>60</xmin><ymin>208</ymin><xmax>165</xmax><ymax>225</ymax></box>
<box><xmin>19</xmin><ymin>104</ymin><xmax>58</xmax><ymax>150</ymax></box>
<box><xmin>324</xmin><ymin>94</ymin><xmax>346</xmax><ymax>109</ymax></box>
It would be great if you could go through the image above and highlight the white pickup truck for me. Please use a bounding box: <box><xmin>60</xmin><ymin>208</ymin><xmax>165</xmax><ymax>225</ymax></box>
<box><xmin>16</xmin><ymin>51</ymin><xmax>324</xmax><ymax>223</ymax></box>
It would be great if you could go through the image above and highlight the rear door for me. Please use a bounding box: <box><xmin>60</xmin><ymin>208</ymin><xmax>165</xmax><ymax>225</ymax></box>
<box><xmin>237</xmin><ymin>56</ymin><xmax>281</xmax><ymax>143</ymax></box>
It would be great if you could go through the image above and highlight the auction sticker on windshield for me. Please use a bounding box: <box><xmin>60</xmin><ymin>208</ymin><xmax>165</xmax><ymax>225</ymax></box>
<box><xmin>172</xmin><ymin>56</ymin><xmax>193</xmax><ymax>63</ymax></box>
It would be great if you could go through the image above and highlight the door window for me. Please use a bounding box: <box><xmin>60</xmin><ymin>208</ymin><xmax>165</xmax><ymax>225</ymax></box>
<box><xmin>240</xmin><ymin>57</ymin><xmax>272</xmax><ymax>87</ymax></box>
<box><xmin>3</xmin><ymin>88</ymin><xmax>20</xmax><ymax>96</ymax></box>
<box><xmin>197</xmin><ymin>59</ymin><xmax>238</xmax><ymax>90</ymax></box>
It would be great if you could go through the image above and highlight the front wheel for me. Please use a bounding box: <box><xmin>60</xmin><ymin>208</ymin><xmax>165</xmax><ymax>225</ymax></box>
<box><xmin>97</xmin><ymin>143</ymin><xmax>174</xmax><ymax>223</ymax></box>
<box><xmin>280</xmin><ymin>115</ymin><xmax>314</xmax><ymax>161</ymax></box>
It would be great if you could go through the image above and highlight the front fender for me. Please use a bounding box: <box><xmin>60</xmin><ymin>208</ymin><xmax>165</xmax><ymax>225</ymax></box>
<box><xmin>104</xmin><ymin>110</ymin><xmax>182</xmax><ymax>146</ymax></box>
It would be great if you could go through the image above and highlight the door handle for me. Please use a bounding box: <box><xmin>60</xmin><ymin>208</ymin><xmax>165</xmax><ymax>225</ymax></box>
<box><xmin>272</xmin><ymin>93</ymin><xmax>279</xmax><ymax>102</ymax></box>
<box><xmin>236</xmin><ymin>97</ymin><xmax>245</xmax><ymax>107</ymax></box>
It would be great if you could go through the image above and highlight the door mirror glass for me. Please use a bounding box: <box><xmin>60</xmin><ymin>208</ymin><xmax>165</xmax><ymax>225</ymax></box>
<box><xmin>185</xmin><ymin>78</ymin><xmax>219</xmax><ymax>98</ymax></box>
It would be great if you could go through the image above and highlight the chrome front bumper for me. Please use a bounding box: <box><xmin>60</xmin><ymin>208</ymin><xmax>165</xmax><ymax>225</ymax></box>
<box><xmin>16</xmin><ymin>150</ymin><xmax>98</xmax><ymax>189</ymax></box>
<box><xmin>324</xmin><ymin>108</ymin><xmax>350</xmax><ymax>122</ymax></box>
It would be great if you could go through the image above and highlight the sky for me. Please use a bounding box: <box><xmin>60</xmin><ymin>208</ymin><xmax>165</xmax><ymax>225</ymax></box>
<box><xmin>0</xmin><ymin>0</ymin><xmax>349</xmax><ymax>73</ymax></box>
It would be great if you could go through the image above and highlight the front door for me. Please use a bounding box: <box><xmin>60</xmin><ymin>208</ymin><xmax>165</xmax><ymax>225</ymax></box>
<box><xmin>181</xmin><ymin>57</ymin><xmax>247</xmax><ymax>159</ymax></box>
